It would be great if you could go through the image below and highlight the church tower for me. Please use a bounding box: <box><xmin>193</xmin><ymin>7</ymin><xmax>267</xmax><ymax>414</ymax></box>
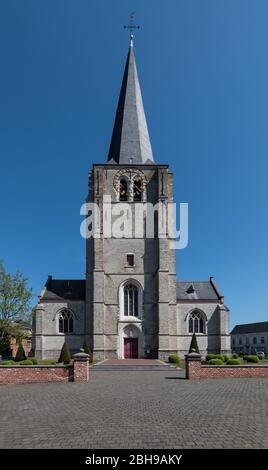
<box><xmin>33</xmin><ymin>33</ymin><xmax>230</xmax><ymax>361</ymax></box>
<box><xmin>86</xmin><ymin>35</ymin><xmax>177</xmax><ymax>360</ymax></box>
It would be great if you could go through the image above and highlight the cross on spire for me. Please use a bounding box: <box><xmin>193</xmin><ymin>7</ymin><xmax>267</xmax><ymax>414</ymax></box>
<box><xmin>124</xmin><ymin>12</ymin><xmax>140</xmax><ymax>46</ymax></box>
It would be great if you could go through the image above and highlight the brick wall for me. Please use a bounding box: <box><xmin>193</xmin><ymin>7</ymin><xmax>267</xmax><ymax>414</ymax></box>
<box><xmin>0</xmin><ymin>365</ymin><xmax>71</xmax><ymax>385</ymax></box>
<box><xmin>73</xmin><ymin>360</ymin><xmax>89</xmax><ymax>382</ymax></box>
<box><xmin>185</xmin><ymin>353</ymin><xmax>268</xmax><ymax>379</ymax></box>
<box><xmin>0</xmin><ymin>358</ymin><xmax>90</xmax><ymax>385</ymax></box>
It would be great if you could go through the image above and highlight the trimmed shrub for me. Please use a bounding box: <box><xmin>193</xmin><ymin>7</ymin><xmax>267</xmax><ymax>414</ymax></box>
<box><xmin>15</xmin><ymin>344</ymin><xmax>26</xmax><ymax>362</ymax></box>
<box><xmin>243</xmin><ymin>355</ymin><xmax>259</xmax><ymax>363</ymax></box>
<box><xmin>30</xmin><ymin>357</ymin><xmax>38</xmax><ymax>365</ymax></box>
<box><xmin>222</xmin><ymin>355</ymin><xmax>229</xmax><ymax>362</ymax></box>
<box><xmin>206</xmin><ymin>354</ymin><xmax>225</xmax><ymax>362</ymax></box>
<box><xmin>0</xmin><ymin>360</ymin><xmax>16</xmax><ymax>366</ymax></box>
<box><xmin>168</xmin><ymin>354</ymin><xmax>181</xmax><ymax>365</ymax></box>
<box><xmin>208</xmin><ymin>359</ymin><xmax>224</xmax><ymax>365</ymax></box>
<box><xmin>232</xmin><ymin>353</ymin><xmax>239</xmax><ymax>359</ymax></box>
<box><xmin>227</xmin><ymin>359</ymin><xmax>241</xmax><ymax>365</ymax></box>
<box><xmin>58</xmin><ymin>342</ymin><xmax>71</xmax><ymax>365</ymax></box>
<box><xmin>189</xmin><ymin>333</ymin><xmax>200</xmax><ymax>354</ymax></box>
<box><xmin>82</xmin><ymin>341</ymin><xmax>92</xmax><ymax>359</ymax></box>
<box><xmin>206</xmin><ymin>354</ymin><xmax>217</xmax><ymax>362</ymax></box>
<box><xmin>257</xmin><ymin>355</ymin><xmax>264</xmax><ymax>361</ymax></box>
<box><xmin>19</xmin><ymin>359</ymin><xmax>34</xmax><ymax>365</ymax></box>
<box><xmin>217</xmin><ymin>354</ymin><xmax>226</xmax><ymax>361</ymax></box>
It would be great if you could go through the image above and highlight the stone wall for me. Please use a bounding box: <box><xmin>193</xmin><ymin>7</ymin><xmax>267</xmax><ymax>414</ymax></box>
<box><xmin>185</xmin><ymin>353</ymin><xmax>268</xmax><ymax>380</ymax></box>
<box><xmin>176</xmin><ymin>303</ymin><xmax>231</xmax><ymax>357</ymax></box>
<box><xmin>86</xmin><ymin>164</ymin><xmax>173</xmax><ymax>360</ymax></box>
<box><xmin>34</xmin><ymin>300</ymin><xmax>86</xmax><ymax>359</ymax></box>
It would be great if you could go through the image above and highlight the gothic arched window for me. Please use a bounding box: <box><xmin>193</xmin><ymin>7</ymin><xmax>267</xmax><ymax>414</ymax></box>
<box><xmin>188</xmin><ymin>311</ymin><xmax>205</xmax><ymax>334</ymax></box>
<box><xmin>119</xmin><ymin>178</ymin><xmax>128</xmax><ymax>201</ymax></box>
<box><xmin>58</xmin><ymin>310</ymin><xmax>74</xmax><ymax>334</ymax></box>
<box><xmin>124</xmin><ymin>284</ymin><xmax>139</xmax><ymax>317</ymax></box>
<box><xmin>133</xmin><ymin>177</ymin><xmax>142</xmax><ymax>201</ymax></box>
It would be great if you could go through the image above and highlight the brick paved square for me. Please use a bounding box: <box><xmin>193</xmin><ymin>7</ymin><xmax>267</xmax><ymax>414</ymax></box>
<box><xmin>0</xmin><ymin>369</ymin><xmax>267</xmax><ymax>449</ymax></box>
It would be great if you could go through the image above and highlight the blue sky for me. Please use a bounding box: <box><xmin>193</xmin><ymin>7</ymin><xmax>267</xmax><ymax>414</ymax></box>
<box><xmin>0</xmin><ymin>1</ymin><xmax>267</xmax><ymax>328</ymax></box>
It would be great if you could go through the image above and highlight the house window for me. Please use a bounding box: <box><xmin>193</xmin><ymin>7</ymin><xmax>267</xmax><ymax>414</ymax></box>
<box><xmin>119</xmin><ymin>178</ymin><xmax>128</xmax><ymax>201</ymax></box>
<box><xmin>261</xmin><ymin>337</ymin><xmax>265</xmax><ymax>344</ymax></box>
<box><xmin>124</xmin><ymin>284</ymin><xmax>139</xmax><ymax>317</ymax></box>
<box><xmin>126</xmin><ymin>254</ymin><xmax>134</xmax><ymax>266</ymax></box>
<box><xmin>239</xmin><ymin>337</ymin><xmax>242</xmax><ymax>345</ymax></box>
<box><xmin>232</xmin><ymin>338</ymin><xmax>236</xmax><ymax>345</ymax></box>
<box><xmin>246</xmin><ymin>337</ymin><xmax>249</xmax><ymax>345</ymax></box>
<box><xmin>188</xmin><ymin>311</ymin><xmax>205</xmax><ymax>334</ymax></box>
<box><xmin>253</xmin><ymin>337</ymin><xmax>257</xmax><ymax>344</ymax></box>
<box><xmin>58</xmin><ymin>310</ymin><xmax>74</xmax><ymax>334</ymax></box>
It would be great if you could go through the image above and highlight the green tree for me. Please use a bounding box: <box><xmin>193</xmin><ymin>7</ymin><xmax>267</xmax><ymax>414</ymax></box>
<box><xmin>0</xmin><ymin>320</ymin><xmax>12</xmax><ymax>354</ymax></box>
<box><xmin>0</xmin><ymin>262</ymin><xmax>32</xmax><ymax>354</ymax></box>
<box><xmin>189</xmin><ymin>332</ymin><xmax>200</xmax><ymax>354</ymax></box>
<box><xmin>58</xmin><ymin>342</ymin><xmax>71</xmax><ymax>364</ymax></box>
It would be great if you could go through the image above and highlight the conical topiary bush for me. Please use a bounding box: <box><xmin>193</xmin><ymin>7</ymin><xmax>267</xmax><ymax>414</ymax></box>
<box><xmin>15</xmin><ymin>344</ymin><xmax>26</xmax><ymax>362</ymax></box>
<box><xmin>82</xmin><ymin>341</ymin><xmax>91</xmax><ymax>358</ymax></box>
<box><xmin>58</xmin><ymin>342</ymin><xmax>71</xmax><ymax>364</ymax></box>
<box><xmin>189</xmin><ymin>332</ymin><xmax>200</xmax><ymax>354</ymax></box>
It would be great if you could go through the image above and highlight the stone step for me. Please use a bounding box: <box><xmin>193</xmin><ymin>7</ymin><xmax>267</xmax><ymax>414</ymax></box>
<box><xmin>91</xmin><ymin>364</ymin><xmax>179</xmax><ymax>371</ymax></box>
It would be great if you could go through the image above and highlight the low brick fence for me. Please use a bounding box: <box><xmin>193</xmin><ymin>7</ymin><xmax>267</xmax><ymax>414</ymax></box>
<box><xmin>185</xmin><ymin>352</ymin><xmax>268</xmax><ymax>380</ymax></box>
<box><xmin>0</xmin><ymin>352</ymin><xmax>90</xmax><ymax>385</ymax></box>
<box><xmin>0</xmin><ymin>365</ymin><xmax>71</xmax><ymax>385</ymax></box>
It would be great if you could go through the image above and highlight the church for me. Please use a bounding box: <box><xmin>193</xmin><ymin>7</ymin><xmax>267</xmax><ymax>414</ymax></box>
<box><xmin>32</xmin><ymin>35</ymin><xmax>231</xmax><ymax>360</ymax></box>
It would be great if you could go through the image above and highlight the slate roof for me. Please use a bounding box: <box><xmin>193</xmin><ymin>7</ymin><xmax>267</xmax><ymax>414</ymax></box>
<box><xmin>41</xmin><ymin>277</ymin><xmax>224</xmax><ymax>303</ymax></box>
<box><xmin>176</xmin><ymin>278</ymin><xmax>223</xmax><ymax>301</ymax></box>
<box><xmin>41</xmin><ymin>278</ymin><xmax>85</xmax><ymax>301</ymax></box>
<box><xmin>231</xmin><ymin>322</ymin><xmax>268</xmax><ymax>335</ymax></box>
<box><xmin>107</xmin><ymin>41</ymin><xmax>154</xmax><ymax>165</ymax></box>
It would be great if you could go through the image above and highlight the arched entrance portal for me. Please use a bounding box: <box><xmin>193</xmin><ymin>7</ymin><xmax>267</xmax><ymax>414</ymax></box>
<box><xmin>118</xmin><ymin>324</ymin><xmax>144</xmax><ymax>359</ymax></box>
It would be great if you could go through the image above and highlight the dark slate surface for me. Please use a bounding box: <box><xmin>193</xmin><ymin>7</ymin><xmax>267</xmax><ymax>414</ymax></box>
<box><xmin>42</xmin><ymin>279</ymin><xmax>222</xmax><ymax>302</ymax></box>
<box><xmin>176</xmin><ymin>281</ymin><xmax>220</xmax><ymax>300</ymax></box>
<box><xmin>42</xmin><ymin>279</ymin><xmax>85</xmax><ymax>300</ymax></box>
<box><xmin>231</xmin><ymin>322</ymin><xmax>268</xmax><ymax>335</ymax></box>
<box><xmin>107</xmin><ymin>44</ymin><xmax>154</xmax><ymax>165</ymax></box>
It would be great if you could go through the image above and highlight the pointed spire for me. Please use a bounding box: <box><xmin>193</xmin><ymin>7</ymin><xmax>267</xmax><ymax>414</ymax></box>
<box><xmin>107</xmin><ymin>41</ymin><xmax>154</xmax><ymax>165</ymax></box>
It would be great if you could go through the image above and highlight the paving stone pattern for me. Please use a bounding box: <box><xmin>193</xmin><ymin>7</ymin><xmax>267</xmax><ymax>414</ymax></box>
<box><xmin>0</xmin><ymin>369</ymin><xmax>267</xmax><ymax>449</ymax></box>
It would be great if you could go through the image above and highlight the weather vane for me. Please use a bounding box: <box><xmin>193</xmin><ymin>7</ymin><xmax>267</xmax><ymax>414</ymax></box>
<box><xmin>124</xmin><ymin>12</ymin><xmax>140</xmax><ymax>45</ymax></box>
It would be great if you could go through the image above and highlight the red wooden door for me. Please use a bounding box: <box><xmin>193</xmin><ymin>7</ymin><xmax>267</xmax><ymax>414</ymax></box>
<box><xmin>124</xmin><ymin>338</ymin><xmax>138</xmax><ymax>358</ymax></box>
